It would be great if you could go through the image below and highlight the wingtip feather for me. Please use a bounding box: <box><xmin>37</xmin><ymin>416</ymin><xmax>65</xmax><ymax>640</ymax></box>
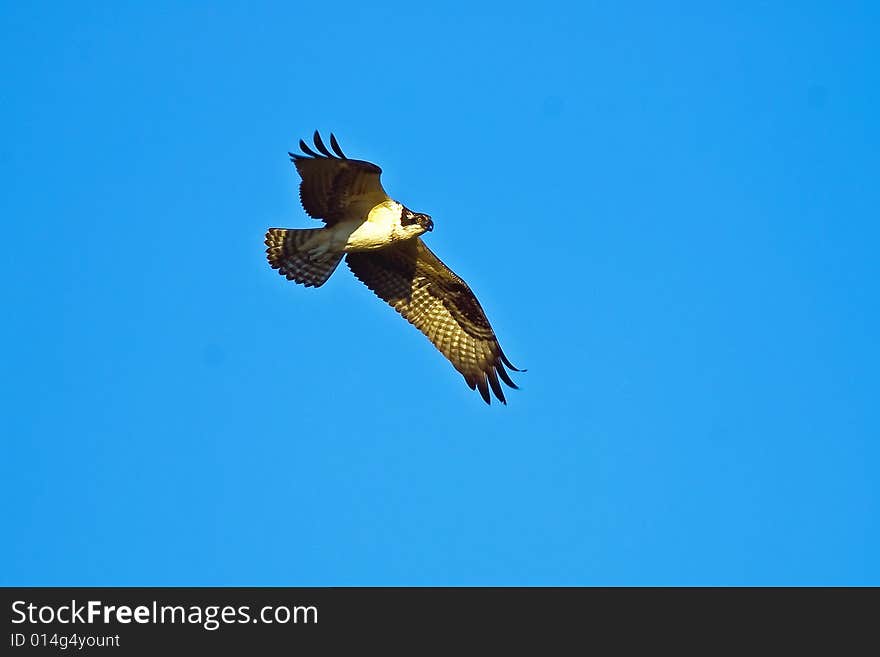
<box><xmin>299</xmin><ymin>138</ymin><xmax>319</xmax><ymax>157</ymax></box>
<box><xmin>476</xmin><ymin>376</ymin><xmax>491</xmax><ymax>404</ymax></box>
<box><xmin>313</xmin><ymin>131</ymin><xmax>333</xmax><ymax>157</ymax></box>
<box><xmin>487</xmin><ymin>368</ymin><xmax>507</xmax><ymax>404</ymax></box>
<box><xmin>496</xmin><ymin>364</ymin><xmax>519</xmax><ymax>390</ymax></box>
<box><xmin>500</xmin><ymin>350</ymin><xmax>525</xmax><ymax>372</ymax></box>
<box><xmin>329</xmin><ymin>133</ymin><xmax>346</xmax><ymax>158</ymax></box>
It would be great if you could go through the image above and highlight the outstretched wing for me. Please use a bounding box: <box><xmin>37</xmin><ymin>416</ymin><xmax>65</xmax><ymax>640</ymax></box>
<box><xmin>346</xmin><ymin>239</ymin><xmax>522</xmax><ymax>404</ymax></box>
<box><xmin>290</xmin><ymin>131</ymin><xmax>389</xmax><ymax>225</ymax></box>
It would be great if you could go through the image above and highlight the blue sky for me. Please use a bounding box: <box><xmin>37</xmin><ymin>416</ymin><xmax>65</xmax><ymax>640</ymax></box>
<box><xmin>2</xmin><ymin>2</ymin><xmax>878</xmax><ymax>585</ymax></box>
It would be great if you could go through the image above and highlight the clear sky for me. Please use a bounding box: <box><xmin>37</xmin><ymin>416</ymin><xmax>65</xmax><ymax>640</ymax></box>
<box><xmin>2</xmin><ymin>2</ymin><xmax>878</xmax><ymax>585</ymax></box>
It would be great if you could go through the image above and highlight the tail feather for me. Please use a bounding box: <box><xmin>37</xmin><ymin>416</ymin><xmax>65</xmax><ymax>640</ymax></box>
<box><xmin>265</xmin><ymin>228</ymin><xmax>342</xmax><ymax>288</ymax></box>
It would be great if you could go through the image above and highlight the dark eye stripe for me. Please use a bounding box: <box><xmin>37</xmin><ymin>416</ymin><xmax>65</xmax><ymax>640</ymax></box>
<box><xmin>400</xmin><ymin>207</ymin><xmax>416</xmax><ymax>225</ymax></box>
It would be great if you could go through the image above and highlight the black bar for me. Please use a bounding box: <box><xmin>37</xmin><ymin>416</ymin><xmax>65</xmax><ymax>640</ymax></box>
<box><xmin>1</xmin><ymin>587</ymin><xmax>874</xmax><ymax>653</ymax></box>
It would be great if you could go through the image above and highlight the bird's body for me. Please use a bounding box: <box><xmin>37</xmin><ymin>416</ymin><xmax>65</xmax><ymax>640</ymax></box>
<box><xmin>315</xmin><ymin>200</ymin><xmax>416</xmax><ymax>253</ymax></box>
<box><xmin>265</xmin><ymin>132</ymin><xmax>521</xmax><ymax>404</ymax></box>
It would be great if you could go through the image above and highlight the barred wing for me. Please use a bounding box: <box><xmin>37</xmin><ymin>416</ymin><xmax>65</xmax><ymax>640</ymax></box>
<box><xmin>290</xmin><ymin>131</ymin><xmax>389</xmax><ymax>224</ymax></box>
<box><xmin>346</xmin><ymin>239</ymin><xmax>521</xmax><ymax>404</ymax></box>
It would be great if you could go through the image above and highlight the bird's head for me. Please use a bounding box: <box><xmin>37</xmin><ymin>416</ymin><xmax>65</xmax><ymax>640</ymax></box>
<box><xmin>400</xmin><ymin>207</ymin><xmax>434</xmax><ymax>236</ymax></box>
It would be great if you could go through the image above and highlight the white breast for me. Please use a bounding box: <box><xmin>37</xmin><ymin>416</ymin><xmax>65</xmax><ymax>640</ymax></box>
<box><xmin>337</xmin><ymin>201</ymin><xmax>403</xmax><ymax>252</ymax></box>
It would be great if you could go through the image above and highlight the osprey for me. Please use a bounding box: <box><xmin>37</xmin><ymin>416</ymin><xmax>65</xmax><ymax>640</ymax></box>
<box><xmin>265</xmin><ymin>131</ymin><xmax>522</xmax><ymax>404</ymax></box>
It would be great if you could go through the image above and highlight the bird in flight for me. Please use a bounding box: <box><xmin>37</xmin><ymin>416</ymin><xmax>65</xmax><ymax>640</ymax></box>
<box><xmin>265</xmin><ymin>131</ymin><xmax>522</xmax><ymax>404</ymax></box>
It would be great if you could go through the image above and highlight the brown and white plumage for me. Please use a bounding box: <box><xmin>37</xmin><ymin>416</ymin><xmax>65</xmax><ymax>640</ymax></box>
<box><xmin>292</xmin><ymin>133</ymin><xmax>388</xmax><ymax>224</ymax></box>
<box><xmin>265</xmin><ymin>131</ymin><xmax>522</xmax><ymax>404</ymax></box>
